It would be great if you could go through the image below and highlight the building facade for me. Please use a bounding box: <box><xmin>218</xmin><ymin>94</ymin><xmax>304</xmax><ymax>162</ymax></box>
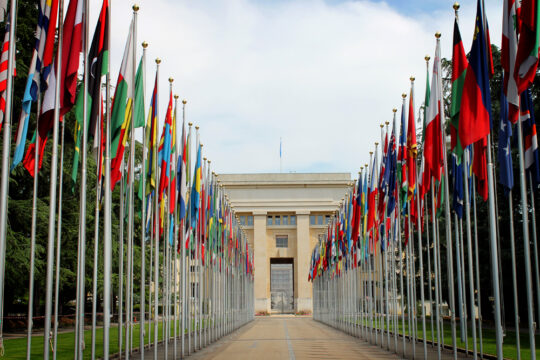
<box><xmin>218</xmin><ymin>173</ymin><xmax>351</xmax><ymax>314</ymax></box>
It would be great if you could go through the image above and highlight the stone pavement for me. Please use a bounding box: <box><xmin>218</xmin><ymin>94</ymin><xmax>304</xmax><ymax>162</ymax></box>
<box><xmin>186</xmin><ymin>316</ymin><xmax>399</xmax><ymax>360</ymax></box>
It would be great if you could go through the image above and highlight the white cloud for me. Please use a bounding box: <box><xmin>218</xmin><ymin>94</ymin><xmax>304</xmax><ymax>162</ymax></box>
<box><xmin>87</xmin><ymin>0</ymin><xmax>503</xmax><ymax>177</ymax></box>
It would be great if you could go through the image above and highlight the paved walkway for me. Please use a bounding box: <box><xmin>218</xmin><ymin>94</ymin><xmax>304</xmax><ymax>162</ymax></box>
<box><xmin>186</xmin><ymin>316</ymin><xmax>398</xmax><ymax>360</ymax></box>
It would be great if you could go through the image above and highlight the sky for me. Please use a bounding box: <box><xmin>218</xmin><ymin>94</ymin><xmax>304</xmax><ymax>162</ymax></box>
<box><xmin>86</xmin><ymin>0</ymin><xmax>503</xmax><ymax>177</ymax></box>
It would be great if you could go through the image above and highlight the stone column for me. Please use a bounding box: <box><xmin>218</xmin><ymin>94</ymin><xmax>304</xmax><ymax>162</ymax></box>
<box><xmin>296</xmin><ymin>210</ymin><xmax>312</xmax><ymax>313</ymax></box>
<box><xmin>253</xmin><ymin>211</ymin><xmax>269</xmax><ymax>313</ymax></box>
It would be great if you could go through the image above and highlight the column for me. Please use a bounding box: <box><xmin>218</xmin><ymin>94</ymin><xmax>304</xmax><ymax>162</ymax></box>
<box><xmin>296</xmin><ymin>210</ymin><xmax>312</xmax><ymax>313</ymax></box>
<box><xmin>253</xmin><ymin>211</ymin><xmax>269</xmax><ymax>314</ymax></box>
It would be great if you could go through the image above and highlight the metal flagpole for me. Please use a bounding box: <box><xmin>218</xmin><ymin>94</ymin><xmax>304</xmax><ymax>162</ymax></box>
<box><xmin>52</xmin><ymin>114</ymin><xmax>66</xmax><ymax>360</ymax></box>
<box><xmin>515</xmin><ymin>114</ymin><xmax>536</xmax><ymax>359</ymax></box>
<box><xmin>153</xmin><ymin>57</ymin><xmax>161</xmax><ymax>360</ymax></box>
<box><xmin>42</xmin><ymin>1</ymin><xmax>64</xmax><ymax>357</ymax></box>
<box><xmin>454</xmin><ymin>212</ymin><xmax>465</xmax><ymax>345</ymax></box>
<box><xmin>397</xmin><ymin>192</ymin><xmax>405</xmax><ymax>356</ymax></box>
<box><xmin>462</xmin><ymin>148</ymin><xmax>478</xmax><ymax>359</ymax></box>
<box><xmin>91</xmin><ymin>118</ymin><xmax>102</xmax><ymax>359</ymax></box>
<box><xmin>118</xmin><ymin>158</ymin><xmax>125</xmax><ymax>357</ymax></box>
<box><xmin>103</xmin><ymin>36</ymin><xmax>112</xmax><ymax>360</ymax></box>
<box><xmin>173</xmin><ymin>93</ymin><xmax>179</xmax><ymax>360</ymax></box>
<box><xmin>528</xmin><ymin>172</ymin><xmax>540</xmax><ymax>334</ymax></box>
<box><xmin>508</xmin><ymin>191</ymin><xmax>521</xmax><ymax>359</ymax></box>
<box><xmin>140</xmin><ymin>40</ymin><xmax>148</xmax><ymax>360</ymax></box>
<box><xmin>26</xmin><ymin>91</ymin><xmax>42</xmax><ymax>360</ymax></box>
<box><xmin>459</xmin><ymin>218</ymin><xmax>468</xmax><ymax>353</ymax></box>
<box><xmin>199</xmin><ymin>154</ymin><xmax>205</xmax><ymax>351</ymax></box>
<box><xmin>430</xmin><ymin>181</ymin><xmax>441</xmax><ymax>359</ymax></box>
<box><xmin>75</xmin><ymin>0</ymin><xmax>90</xmax><ymax>355</ymax></box>
<box><xmin>0</xmin><ymin>4</ymin><xmax>17</xmax><ymax>352</ymax></box>
<box><xmin>415</xmin><ymin>163</ymin><xmax>427</xmax><ymax>360</ymax></box>
<box><xmin>124</xmin><ymin>6</ymin><xmax>138</xmax><ymax>359</ymax></box>
<box><xmin>471</xmin><ymin>180</ymin><xmax>483</xmax><ymax>357</ymax></box>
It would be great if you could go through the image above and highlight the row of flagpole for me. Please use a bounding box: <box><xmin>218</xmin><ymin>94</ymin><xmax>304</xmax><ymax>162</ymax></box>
<box><xmin>0</xmin><ymin>0</ymin><xmax>255</xmax><ymax>359</ymax></box>
<box><xmin>310</xmin><ymin>1</ymin><xmax>540</xmax><ymax>359</ymax></box>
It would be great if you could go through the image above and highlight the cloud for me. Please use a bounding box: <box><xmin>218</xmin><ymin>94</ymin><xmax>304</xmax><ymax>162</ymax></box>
<box><xmin>91</xmin><ymin>0</ymin><xmax>502</xmax><ymax>177</ymax></box>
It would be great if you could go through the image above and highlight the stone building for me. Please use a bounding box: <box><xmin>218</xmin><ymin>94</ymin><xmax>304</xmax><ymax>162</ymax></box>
<box><xmin>218</xmin><ymin>173</ymin><xmax>351</xmax><ymax>314</ymax></box>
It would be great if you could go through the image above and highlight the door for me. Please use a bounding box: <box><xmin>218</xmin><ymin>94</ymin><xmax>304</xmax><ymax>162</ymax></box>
<box><xmin>270</xmin><ymin>262</ymin><xmax>294</xmax><ymax>313</ymax></box>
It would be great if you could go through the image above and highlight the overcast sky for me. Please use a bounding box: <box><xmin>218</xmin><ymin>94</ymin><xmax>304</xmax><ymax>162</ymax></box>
<box><xmin>88</xmin><ymin>0</ymin><xmax>503</xmax><ymax>177</ymax></box>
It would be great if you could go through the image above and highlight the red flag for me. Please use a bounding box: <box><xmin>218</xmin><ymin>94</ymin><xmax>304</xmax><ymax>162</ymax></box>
<box><xmin>515</xmin><ymin>0</ymin><xmax>540</xmax><ymax>94</ymax></box>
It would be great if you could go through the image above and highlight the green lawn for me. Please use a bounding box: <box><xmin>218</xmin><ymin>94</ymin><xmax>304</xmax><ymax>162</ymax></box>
<box><xmin>347</xmin><ymin>315</ymin><xmax>540</xmax><ymax>360</ymax></box>
<box><xmin>4</xmin><ymin>317</ymin><xmax>222</xmax><ymax>360</ymax></box>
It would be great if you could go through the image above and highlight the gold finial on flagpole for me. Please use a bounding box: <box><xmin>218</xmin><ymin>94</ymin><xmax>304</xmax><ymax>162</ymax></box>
<box><xmin>453</xmin><ymin>2</ymin><xmax>460</xmax><ymax>11</ymax></box>
<box><xmin>425</xmin><ymin>55</ymin><xmax>430</xmax><ymax>61</ymax></box>
<box><xmin>142</xmin><ymin>41</ymin><xmax>148</xmax><ymax>49</ymax></box>
<box><xmin>393</xmin><ymin>108</ymin><xmax>397</xmax><ymax>113</ymax></box>
<box><xmin>410</xmin><ymin>76</ymin><xmax>415</xmax><ymax>82</ymax></box>
<box><xmin>402</xmin><ymin>93</ymin><xmax>407</xmax><ymax>98</ymax></box>
<box><xmin>188</xmin><ymin>122</ymin><xmax>193</xmax><ymax>127</ymax></box>
<box><xmin>385</xmin><ymin>121</ymin><xmax>389</xmax><ymax>125</ymax></box>
<box><xmin>195</xmin><ymin>126</ymin><xmax>199</xmax><ymax>130</ymax></box>
<box><xmin>169</xmin><ymin>77</ymin><xmax>174</xmax><ymax>83</ymax></box>
<box><xmin>174</xmin><ymin>94</ymin><xmax>179</xmax><ymax>100</ymax></box>
<box><xmin>380</xmin><ymin>124</ymin><xmax>384</xmax><ymax>129</ymax></box>
<box><xmin>133</xmin><ymin>4</ymin><xmax>139</xmax><ymax>11</ymax></box>
<box><xmin>435</xmin><ymin>32</ymin><xmax>441</xmax><ymax>38</ymax></box>
<box><xmin>182</xmin><ymin>99</ymin><xmax>187</xmax><ymax>105</ymax></box>
<box><xmin>156</xmin><ymin>58</ymin><xmax>161</xmax><ymax>64</ymax></box>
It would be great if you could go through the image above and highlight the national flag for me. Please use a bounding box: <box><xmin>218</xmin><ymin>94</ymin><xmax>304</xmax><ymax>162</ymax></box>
<box><xmin>419</xmin><ymin>57</ymin><xmax>431</xmax><ymax>198</ymax></box>
<box><xmin>459</xmin><ymin>0</ymin><xmax>493</xmax><ymax>149</ymax></box>
<box><xmin>407</xmin><ymin>82</ymin><xmax>417</xmax><ymax>201</ymax></box>
<box><xmin>385</xmin><ymin>118</ymin><xmax>397</xmax><ymax>216</ymax></box>
<box><xmin>12</xmin><ymin>0</ymin><xmax>58</xmax><ymax>170</ymax></box>
<box><xmin>72</xmin><ymin>0</ymin><xmax>109</xmax><ymax>186</ymax></box>
<box><xmin>498</xmin><ymin>84</ymin><xmax>514</xmax><ymax>194</ymax></box>
<box><xmin>367</xmin><ymin>150</ymin><xmax>378</xmax><ymax>232</ymax></box>
<box><xmin>191</xmin><ymin>141</ymin><xmax>202</xmax><ymax>229</ymax></box>
<box><xmin>0</xmin><ymin>12</ymin><xmax>16</xmax><ymax>132</ymax></box>
<box><xmin>110</xmin><ymin>22</ymin><xmax>134</xmax><ymax>189</ymax></box>
<box><xmin>397</xmin><ymin>97</ymin><xmax>408</xmax><ymax>203</ymax></box>
<box><xmin>473</xmin><ymin>138</ymin><xmax>489</xmax><ymax>201</ymax></box>
<box><xmin>424</xmin><ymin>35</ymin><xmax>444</xmax><ymax>182</ymax></box>
<box><xmin>158</xmin><ymin>91</ymin><xmax>173</xmax><ymax>234</ymax></box>
<box><xmin>502</xmin><ymin>0</ymin><xmax>521</xmax><ymax>123</ymax></box>
<box><xmin>521</xmin><ymin>88</ymin><xmax>540</xmax><ymax>185</ymax></box>
<box><xmin>143</xmin><ymin>74</ymin><xmax>158</xmax><ymax>198</ymax></box>
<box><xmin>514</xmin><ymin>0</ymin><xmax>540</xmax><ymax>94</ymax></box>
<box><xmin>451</xmin><ymin>153</ymin><xmax>464</xmax><ymax>219</ymax></box>
<box><xmin>177</xmin><ymin>109</ymin><xmax>188</xmax><ymax>221</ymax></box>
<box><xmin>24</xmin><ymin>0</ymin><xmax>83</xmax><ymax>176</ymax></box>
<box><xmin>450</xmin><ymin>17</ymin><xmax>468</xmax><ymax>157</ymax></box>
<box><xmin>351</xmin><ymin>173</ymin><xmax>361</xmax><ymax>246</ymax></box>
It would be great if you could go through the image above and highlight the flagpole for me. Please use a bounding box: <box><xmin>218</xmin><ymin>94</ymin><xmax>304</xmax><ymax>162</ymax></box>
<box><xmin>528</xmin><ymin>172</ymin><xmax>540</xmax><ymax>328</ymax></box>
<box><xmin>153</xmin><ymin>57</ymin><xmax>161</xmax><ymax>360</ymax></box>
<box><xmin>52</xmin><ymin>116</ymin><xmax>66</xmax><ymax>360</ymax></box>
<box><xmin>103</xmin><ymin>43</ymin><xmax>113</xmax><ymax>360</ymax></box>
<box><xmin>139</xmin><ymin>39</ymin><xmax>148</xmax><ymax>360</ymax></box>
<box><xmin>173</xmin><ymin>93</ymin><xmax>179</xmax><ymax>360</ymax></box>
<box><xmin>42</xmin><ymin>0</ymin><xmax>64</xmax><ymax>356</ymax></box>
<box><xmin>430</xmin><ymin>180</ymin><xmax>441</xmax><ymax>359</ymax></box>
<box><xmin>470</xmin><ymin>180</ymin><xmax>483</xmax><ymax>358</ymax></box>
<box><xmin>515</xmin><ymin>111</ymin><xmax>536</xmax><ymax>359</ymax></box>
<box><xmin>91</xmin><ymin>123</ymin><xmax>102</xmax><ymax>360</ymax></box>
<box><xmin>508</xmin><ymin>189</ymin><xmax>521</xmax><ymax>360</ymax></box>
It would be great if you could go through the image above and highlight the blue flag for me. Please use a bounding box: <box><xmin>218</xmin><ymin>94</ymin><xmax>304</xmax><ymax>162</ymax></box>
<box><xmin>498</xmin><ymin>83</ymin><xmax>514</xmax><ymax>195</ymax></box>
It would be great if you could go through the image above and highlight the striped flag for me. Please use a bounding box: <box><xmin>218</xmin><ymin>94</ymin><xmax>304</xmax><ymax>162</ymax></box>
<box><xmin>177</xmin><ymin>110</ymin><xmax>188</xmax><ymax>221</ymax></box>
<box><xmin>158</xmin><ymin>90</ymin><xmax>173</xmax><ymax>235</ymax></box>
<box><xmin>502</xmin><ymin>0</ymin><xmax>520</xmax><ymax>123</ymax></box>
<box><xmin>0</xmin><ymin>12</ymin><xmax>16</xmax><ymax>132</ymax></box>
<box><xmin>515</xmin><ymin>0</ymin><xmax>540</xmax><ymax>94</ymax></box>
<box><xmin>521</xmin><ymin>88</ymin><xmax>540</xmax><ymax>185</ymax></box>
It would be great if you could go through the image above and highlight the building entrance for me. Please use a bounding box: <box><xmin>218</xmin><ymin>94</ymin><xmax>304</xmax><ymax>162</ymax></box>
<box><xmin>270</xmin><ymin>258</ymin><xmax>294</xmax><ymax>314</ymax></box>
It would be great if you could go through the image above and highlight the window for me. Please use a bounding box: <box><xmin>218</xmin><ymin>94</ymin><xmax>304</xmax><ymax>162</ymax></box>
<box><xmin>267</xmin><ymin>216</ymin><xmax>273</xmax><ymax>226</ymax></box>
<box><xmin>239</xmin><ymin>215</ymin><xmax>246</xmax><ymax>225</ymax></box>
<box><xmin>310</xmin><ymin>215</ymin><xmax>316</xmax><ymax>225</ymax></box>
<box><xmin>325</xmin><ymin>215</ymin><xmax>330</xmax><ymax>224</ymax></box>
<box><xmin>276</xmin><ymin>235</ymin><xmax>288</xmax><ymax>248</ymax></box>
<box><xmin>275</xmin><ymin>215</ymin><xmax>281</xmax><ymax>225</ymax></box>
<box><xmin>283</xmin><ymin>215</ymin><xmax>289</xmax><ymax>225</ymax></box>
<box><xmin>317</xmin><ymin>215</ymin><xmax>323</xmax><ymax>225</ymax></box>
<box><xmin>290</xmin><ymin>215</ymin><xmax>296</xmax><ymax>225</ymax></box>
<box><xmin>247</xmin><ymin>215</ymin><xmax>254</xmax><ymax>226</ymax></box>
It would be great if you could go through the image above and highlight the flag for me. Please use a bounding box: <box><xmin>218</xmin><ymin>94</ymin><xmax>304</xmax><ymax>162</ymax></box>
<box><xmin>407</xmin><ymin>82</ymin><xmax>417</xmax><ymax>201</ymax></box>
<box><xmin>110</xmin><ymin>22</ymin><xmax>134</xmax><ymax>189</ymax></box>
<box><xmin>502</xmin><ymin>0</ymin><xmax>521</xmax><ymax>123</ymax></box>
<box><xmin>385</xmin><ymin>119</ymin><xmax>397</xmax><ymax>216</ymax></box>
<box><xmin>158</xmin><ymin>91</ymin><xmax>173</xmax><ymax>235</ymax></box>
<box><xmin>424</xmin><ymin>35</ymin><xmax>444</xmax><ymax>182</ymax></box>
<box><xmin>450</xmin><ymin>17</ymin><xmax>468</xmax><ymax>157</ymax></box>
<box><xmin>72</xmin><ymin>0</ymin><xmax>109</xmax><ymax>186</ymax></box>
<box><xmin>12</xmin><ymin>0</ymin><xmax>58</xmax><ymax>170</ymax></box>
<box><xmin>451</xmin><ymin>153</ymin><xmax>464</xmax><ymax>219</ymax></box>
<box><xmin>191</xmin><ymin>141</ymin><xmax>202</xmax><ymax>229</ymax></box>
<box><xmin>367</xmin><ymin>150</ymin><xmax>378</xmax><ymax>232</ymax></box>
<box><xmin>177</xmin><ymin>114</ymin><xmax>188</xmax><ymax>221</ymax></box>
<box><xmin>397</xmin><ymin>97</ymin><xmax>408</xmax><ymax>203</ymax></box>
<box><xmin>459</xmin><ymin>0</ymin><xmax>492</xmax><ymax>149</ymax></box>
<box><xmin>24</xmin><ymin>0</ymin><xmax>83</xmax><ymax>176</ymax></box>
<box><xmin>514</xmin><ymin>0</ymin><xmax>540</xmax><ymax>94</ymax></box>
<box><xmin>0</xmin><ymin>12</ymin><xmax>16</xmax><ymax>131</ymax></box>
<box><xmin>498</xmin><ymin>84</ymin><xmax>514</xmax><ymax>194</ymax></box>
<box><xmin>419</xmin><ymin>56</ymin><xmax>431</xmax><ymax>198</ymax></box>
<box><xmin>521</xmin><ymin>88</ymin><xmax>540</xmax><ymax>185</ymax></box>
<box><xmin>133</xmin><ymin>55</ymin><xmax>145</xmax><ymax>128</ymax></box>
